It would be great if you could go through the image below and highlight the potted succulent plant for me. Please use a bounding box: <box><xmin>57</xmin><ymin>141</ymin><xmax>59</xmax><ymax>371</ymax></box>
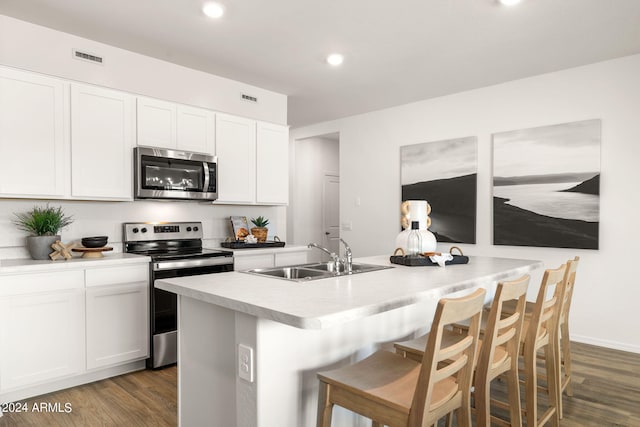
<box><xmin>250</xmin><ymin>216</ymin><xmax>269</xmax><ymax>243</ymax></box>
<box><xmin>13</xmin><ymin>204</ymin><xmax>74</xmax><ymax>260</ymax></box>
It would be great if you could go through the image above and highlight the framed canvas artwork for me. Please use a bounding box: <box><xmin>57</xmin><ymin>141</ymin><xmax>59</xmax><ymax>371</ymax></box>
<box><xmin>401</xmin><ymin>136</ymin><xmax>477</xmax><ymax>243</ymax></box>
<box><xmin>492</xmin><ymin>119</ymin><xmax>601</xmax><ymax>249</ymax></box>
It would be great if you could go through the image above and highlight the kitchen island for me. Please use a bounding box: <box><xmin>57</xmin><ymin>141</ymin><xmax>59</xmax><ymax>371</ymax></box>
<box><xmin>155</xmin><ymin>255</ymin><xmax>541</xmax><ymax>427</ymax></box>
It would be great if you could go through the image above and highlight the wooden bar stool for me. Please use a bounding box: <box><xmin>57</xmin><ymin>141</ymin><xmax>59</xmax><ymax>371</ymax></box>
<box><xmin>557</xmin><ymin>256</ymin><xmax>580</xmax><ymax>418</ymax></box>
<box><xmin>502</xmin><ymin>257</ymin><xmax>579</xmax><ymax>419</ymax></box>
<box><xmin>316</xmin><ymin>288</ymin><xmax>486</xmax><ymax>427</ymax></box>
<box><xmin>519</xmin><ymin>264</ymin><xmax>566</xmax><ymax>427</ymax></box>
<box><xmin>394</xmin><ymin>275</ymin><xmax>530</xmax><ymax>427</ymax></box>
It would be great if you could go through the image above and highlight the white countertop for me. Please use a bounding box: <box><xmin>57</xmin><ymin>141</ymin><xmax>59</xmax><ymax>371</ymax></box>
<box><xmin>0</xmin><ymin>253</ymin><xmax>150</xmax><ymax>274</ymax></box>
<box><xmin>155</xmin><ymin>255</ymin><xmax>542</xmax><ymax>329</ymax></box>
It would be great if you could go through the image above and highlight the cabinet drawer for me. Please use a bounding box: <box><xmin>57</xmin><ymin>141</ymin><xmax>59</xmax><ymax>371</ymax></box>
<box><xmin>0</xmin><ymin>271</ymin><xmax>84</xmax><ymax>297</ymax></box>
<box><xmin>85</xmin><ymin>264</ymin><xmax>149</xmax><ymax>288</ymax></box>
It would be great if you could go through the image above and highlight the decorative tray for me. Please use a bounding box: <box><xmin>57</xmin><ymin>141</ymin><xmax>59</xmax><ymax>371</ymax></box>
<box><xmin>389</xmin><ymin>246</ymin><xmax>469</xmax><ymax>266</ymax></box>
<box><xmin>389</xmin><ymin>255</ymin><xmax>469</xmax><ymax>266</ymax></box>
<box><xmin>221</xmin><ymin>241</ymin><xmax>286</xmax><ymax>249</ymax></box>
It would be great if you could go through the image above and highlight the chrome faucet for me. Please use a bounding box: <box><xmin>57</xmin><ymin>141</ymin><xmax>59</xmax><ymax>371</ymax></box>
<box><xmin>307</xmin><ymin>243</ymin><xmax>340</xmax><ymax>272</ymax></box>
<box><xmin>339</xmin><ymin>238</ymin><xmax>353</xmax><ymax>274</ymax></box>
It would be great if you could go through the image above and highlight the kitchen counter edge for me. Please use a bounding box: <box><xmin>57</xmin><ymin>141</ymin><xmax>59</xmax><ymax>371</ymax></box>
<box><xmin>0</xmin><ymin>253</ymin><xmax>151</xmax><ymax>274</ymax></box>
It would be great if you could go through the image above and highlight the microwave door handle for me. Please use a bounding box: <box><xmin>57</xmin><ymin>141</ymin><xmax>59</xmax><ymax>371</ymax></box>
<box><xmin>203</xmin><ymin>162</ymin><xmax>210</xmax><ymax>192</ymax></box>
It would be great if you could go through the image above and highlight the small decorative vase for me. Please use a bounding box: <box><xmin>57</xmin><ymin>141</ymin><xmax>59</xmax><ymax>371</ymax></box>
<box><xmin>395</xmin><ymin>229</ymin><xmax>437</xmax><ymax>254</ymax></box>
<box><xmin>26</xmin><ymin>235</ymin><xmax>60</xmax><ymax>260</ymax></box>
<box><xmin>251</xmin><ymin>227</ymin><xmax>268</xmax><ymax>243</ymax></box>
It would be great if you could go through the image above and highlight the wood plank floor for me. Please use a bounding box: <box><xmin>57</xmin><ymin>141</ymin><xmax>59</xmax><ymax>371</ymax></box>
<box><xmin>1</xmin><ymin>342</ymin><xmax>639</xmax><ymax>426</ymax></box>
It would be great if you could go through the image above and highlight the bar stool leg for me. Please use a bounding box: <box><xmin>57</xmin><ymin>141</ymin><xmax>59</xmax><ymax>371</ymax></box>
<box><xmin>562</xmin><ymin>322</ymin><xmax>573</xmax><ymax>396</ymax></box>
<box><xmin>544</xmin><ymin>343</ymin><xmax>560</xmax><ymax>427</ymax></box>
<box><xmin>317</xmin><ymin>382</ymin><xmax>333</xmax><ymax>427</ymax></box>
<box><xmin>505</xmin><ymin>363</ymin><xmax>523</xmax><ymax>427</ymax></box>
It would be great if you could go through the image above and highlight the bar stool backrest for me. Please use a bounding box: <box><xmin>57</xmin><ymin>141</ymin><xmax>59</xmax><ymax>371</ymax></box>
<box><xmin>409</xmin><ymin>288</ymin><xmax>486</xmax><ymax>427</ymax></box>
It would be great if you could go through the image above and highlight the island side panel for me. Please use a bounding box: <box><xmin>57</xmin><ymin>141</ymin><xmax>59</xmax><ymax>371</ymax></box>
<box><xmin>243</xmin><ymin>298</ymin><xmax>475</xmax><ymax>427</ymax></box>
<box><xmin>178</xmin><ymin>296</ymin><xmax>237</xmax><ymax>427</ymax></box>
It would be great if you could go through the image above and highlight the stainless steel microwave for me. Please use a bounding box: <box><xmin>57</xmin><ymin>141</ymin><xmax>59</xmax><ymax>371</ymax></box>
<box><xmin>134</xmin><ymin>146</ymin><xmax>218</xmax><ymax>201</ymax></box>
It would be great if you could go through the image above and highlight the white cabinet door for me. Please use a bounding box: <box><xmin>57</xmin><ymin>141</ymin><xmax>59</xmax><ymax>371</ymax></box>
<box><xmin>0</xmin><ymin>271</ymin><xmax>85</xmax><ymax>392</ymax></box>
<box><xmin>233</xmin><ymin>254</ymin><xmax>275</xmax><ymax>271</ymax></box>
<box><xmin>0</xmin><ymin>66</ymin><xmax>67</xmax><ymax>198</ymax></box>
<box><xmin>256</xmin><ymin>122</ymin><xmax>289</xmax><ymax>204</ymax></box>
<box><xmin>71</xmin><ymin>84</ymin><xmax>135</xmax><ymax>200</ymax></box>
<box><xmin>215</xmin><ymin>113</ymin><xmax>256</xmax><ymax>203</ymax></box>
<box><xmin>177</xmin><ymin>105</ymin><xmax>215</xmax><ymax>154</ymax></box>
<box><xmin>137</xmin><ymin>97</ymin><xmax>177</xmax><ymax>148</ymax></box>
<box><xmin>85</xmin><ymin>265</ymin><xmax>149</xmax><ymax>370</ymax></box>
<box><xmin>274</xmin><ymin>251</ymin><xmax>308</xmax><ymax>267</ymax></box>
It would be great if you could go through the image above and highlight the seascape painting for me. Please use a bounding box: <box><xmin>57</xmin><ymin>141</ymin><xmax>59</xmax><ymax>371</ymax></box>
<box><xmin>493</xmin><ymin>119</ymin><xmax>601</xmax><ymax>249</ymax></box>
<box><xmin>401</xmin><ymin>137</ymin><xmax>477</xmax><ymax>243</ymax></box>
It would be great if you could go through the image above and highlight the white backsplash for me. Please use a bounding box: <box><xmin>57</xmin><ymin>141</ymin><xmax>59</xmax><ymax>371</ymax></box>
<box><xmin>0</xmin><ymin>199</ymin><xmax>286</xmax><ymax>260</ymax></box>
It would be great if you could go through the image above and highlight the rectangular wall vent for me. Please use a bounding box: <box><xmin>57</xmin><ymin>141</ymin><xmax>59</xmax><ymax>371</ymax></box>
<box><xmin>72</xmin><ymin>49</ymin><xmax>104</xmax><ymax>64</ymax></box>
<box><xmin>241</xmin><ymin>93</ymin><xmax>258</xmax><ymax>103</ymax></box>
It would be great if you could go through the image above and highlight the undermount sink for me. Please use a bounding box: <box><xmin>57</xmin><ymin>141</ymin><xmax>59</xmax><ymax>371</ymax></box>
<box><xmin>248</xmin><ymin>266</ymin><xmax>332</xmax><ymax>281</ymax></box>
<box><xmin>304</xmin><ymin>262</ymin><xmax>392</xmax><ymax>275</ymax></box>
<box><xmin>243</xmin><ymin>262</ymin><xmax>393</xmax><ymax>282</ymax></box>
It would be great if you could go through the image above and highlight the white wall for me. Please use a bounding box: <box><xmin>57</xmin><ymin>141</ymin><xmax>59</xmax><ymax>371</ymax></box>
<box><xmin>288</xmin><ymin>137</ymin><xmax>339</xmax><ymax>261</ymax></box>
<box><xmin>0</xmin><ymin>199</ymin><xmax>286</xmax><ymax>259</ymax></box>
<box><xmin>291</xmin><ymin>54</ymin><xmax>640</xmax><ymax>353</ymax></box>
<box><xmin>0</xmin><ymin>15</ymin><xmax>287</xmax><ymax>125</ymax></box>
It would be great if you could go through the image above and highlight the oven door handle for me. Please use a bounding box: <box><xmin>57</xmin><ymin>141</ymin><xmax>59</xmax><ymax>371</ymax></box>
<box><xmin>153</xmin><ymin>257</ymin><xmax>233</xmax><ymax>271</ymax></box>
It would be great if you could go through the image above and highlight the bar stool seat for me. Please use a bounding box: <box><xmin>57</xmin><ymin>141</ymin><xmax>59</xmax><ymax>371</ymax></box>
<box><xmin>317</xmin><ymin>288</ymin><xmax>486</xmax><ymax>427</ymax></box>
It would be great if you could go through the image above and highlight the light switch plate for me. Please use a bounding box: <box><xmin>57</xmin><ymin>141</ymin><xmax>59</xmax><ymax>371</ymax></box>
<box><xmin>238</xmin><ymin>344</ymin><xmax>254</xmax><ymax>382</ymax></box>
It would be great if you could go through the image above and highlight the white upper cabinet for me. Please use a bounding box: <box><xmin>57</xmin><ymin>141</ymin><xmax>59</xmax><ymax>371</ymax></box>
<box><xmin>177</xmin><ymin>104</ymin><xmax>216</xmax><ymax>154</ymax></box>
<box><xmin>256</xmin><ymin>122</ymin><xmax>289</xmax><ymax>204</ymax></box>
<box><xmin>215</xmin><ymin>113</ymin><xmax>256</xmax><ymax>203</ymax></box>
<box><xmin>0</xmin><ymin>66</ymin><xmax>67</xmax><ymax>198</ymax></box>
<box><xmin>70</xmin><ymin>84</ymin><xmax>135</xmax><ymax>200</ymax></box>
<box><xmin>137</xmin><ymin>97</ymin><xmax>215</xmax><ymax>154</ymax></box>
<box><xmin>136</xmin><ymin>97</ymin><xmax>177</xmax><ymax>149</ymax></box>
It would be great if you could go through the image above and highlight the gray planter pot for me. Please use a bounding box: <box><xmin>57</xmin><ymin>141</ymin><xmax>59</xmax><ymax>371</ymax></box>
<box><xmin>26</xmin><ymin>235</ymin><xmax>60</xmax><ymax>260</ymax></box>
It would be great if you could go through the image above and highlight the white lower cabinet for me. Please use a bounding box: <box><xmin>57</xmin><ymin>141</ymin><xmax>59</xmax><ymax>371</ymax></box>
<box><xmin>86</xmin><ymin>265</ymin><xmax>149</xmax><ymax>370</ymax></box>
<box><xmin>0</xmin><ymin>262</ymin><xmax>149</xmax><ymax>399</ymax></box>
<box><xmin>0</xmin><ymin>271</ymin><xmax>85</xmax><ymax>392</ymax></box>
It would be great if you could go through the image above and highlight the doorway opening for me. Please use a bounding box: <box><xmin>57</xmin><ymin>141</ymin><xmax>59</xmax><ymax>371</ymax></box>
<box><xmin>290</xmin><ymin>132</ymin><xmax>340</xmax><ymax>263</ymax></box>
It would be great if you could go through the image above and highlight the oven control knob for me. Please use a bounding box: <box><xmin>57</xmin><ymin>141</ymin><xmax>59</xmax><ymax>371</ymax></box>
<box><xmin>132</xmin><ymin>228</ymin><xmax>139</xmax><ymax>233</ymax></box>
<box><xmin>186</xmin><ymin>227</ymin><xmax>192</xmax><ymax>232</ymax></box>
<box><xmin>193</xmin><ymin>226</ymin><xmax>199</xmax><ymax>232</ymax></box>
<box><xmin>141</xmin><ymin>227</ymin><xmax>148</xmax><ymax>233</ymax></box>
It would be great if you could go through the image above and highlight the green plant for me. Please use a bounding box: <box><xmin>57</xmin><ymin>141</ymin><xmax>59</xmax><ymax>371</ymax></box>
<box><xmin>13</xmin><ymin>204</ymin><xmax>74</xmax><ymax>236</ymax></box>
<box><xmin>250</xmin><ymin>216</ymin><xmax>270</xmax><ymax>228</ymax></box>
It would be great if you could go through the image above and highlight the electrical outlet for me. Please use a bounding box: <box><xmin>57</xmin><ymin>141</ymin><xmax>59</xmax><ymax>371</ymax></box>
<box><xmin>238</xmin><ymin>344</ymin><xmax>254</xmax><ymax>382</ymax></box>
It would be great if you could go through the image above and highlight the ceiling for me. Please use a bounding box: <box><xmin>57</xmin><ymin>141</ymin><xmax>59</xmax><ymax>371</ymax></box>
<box><xmin>2</xmin><ymin>0</ymin><xmax>640</xmax><ymax>127</ymax></box>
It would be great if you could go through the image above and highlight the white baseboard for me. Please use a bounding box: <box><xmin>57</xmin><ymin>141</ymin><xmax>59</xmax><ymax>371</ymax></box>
<box><xmin>0</xmin><ymin>359</ymin><xmax>146</xmax><ymax>404</ymax></box>
<box><xmin>571</xmin><ymin>334</ymin><xmax>640</xmax><ymax>354</ymax></box>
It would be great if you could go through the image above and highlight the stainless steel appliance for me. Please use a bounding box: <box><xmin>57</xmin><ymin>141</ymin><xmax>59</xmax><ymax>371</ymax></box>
<box><xmin>123</xmin><ymin>221</ymin><xmax>233</xmax><ymax>368</ymax></box>
<box><xmin>134</xmin><ymin>146</ymin><xmax>218</xmax><ymax>201</ymax></box>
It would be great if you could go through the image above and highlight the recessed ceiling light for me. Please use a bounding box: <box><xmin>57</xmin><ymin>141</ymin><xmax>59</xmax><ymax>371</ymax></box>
<box><xmin>499</xmin><ymin>0</ymin><xmax>522</xmax><ymax>5</ymax></box>
<box><xmin>326</xmin><ymin>53</ymin><xmax>344</xmax><ymax>66</ymax></box>
<box><xmin>203</xmin><ymin>3</ymin><xmax>224</xmax><ymax>18</ymax></box>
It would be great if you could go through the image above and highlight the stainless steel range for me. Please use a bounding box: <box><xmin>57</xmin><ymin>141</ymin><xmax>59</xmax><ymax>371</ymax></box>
<box><xmin>123</xmin><ymin>221</ymin><xmax>233</xmax><ymax>368</ymax></box>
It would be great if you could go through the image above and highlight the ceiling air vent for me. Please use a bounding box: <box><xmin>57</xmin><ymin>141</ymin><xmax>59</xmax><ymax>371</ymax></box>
<box><xmin>241</xmin><ymin>93</ymin><xmax>258</xmax><ymax>103</ymax></box>
<box><xmin>72</xmin><ymin>49</ymin><xmax>104</xmax><ymax>64</ymax></box>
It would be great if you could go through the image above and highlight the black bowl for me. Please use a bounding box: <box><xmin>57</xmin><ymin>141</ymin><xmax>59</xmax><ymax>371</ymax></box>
<box><xmin>82</xmin><ymin>236</ymin><xmax>108</xmax><ymax>248</ymax></box>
